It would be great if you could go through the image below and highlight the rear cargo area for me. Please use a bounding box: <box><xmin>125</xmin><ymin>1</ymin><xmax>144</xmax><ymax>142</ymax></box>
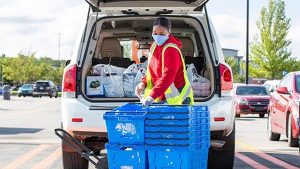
<box><xmin>79</xmin><ymin>16</ymin><xmax>215</xmax><ymax>101</ymax></box>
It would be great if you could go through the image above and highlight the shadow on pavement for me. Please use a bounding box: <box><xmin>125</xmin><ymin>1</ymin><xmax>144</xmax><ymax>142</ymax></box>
<box><xmin>0</xmin><ymin>127</ymin><xmax>43</xmax><ymax>135</ymax></box>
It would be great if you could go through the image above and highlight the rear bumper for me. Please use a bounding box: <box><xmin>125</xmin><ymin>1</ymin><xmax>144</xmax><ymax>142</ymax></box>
<box><xmin>19</xmin><ymin>93</ymin><xmax>33</xmax><ymax>96</ymax></box>
<box><xmin>62</xmin><ymin>95</ymin><xmax>235</xmax><ymax>137</ymax></box>
<box><xmin>61</xmin><ymin>97</ymin><xmax>108</xmax><ymax>134</ymax></box>
<box><xmin>236</xmin><ymin>105</ymin><xmax>268</xmax><ymax>114</ymax></box>
<box><xmin>33</xmin><ymin>91</ymin><xmax>50</xmax><ymax>95</ymax></box>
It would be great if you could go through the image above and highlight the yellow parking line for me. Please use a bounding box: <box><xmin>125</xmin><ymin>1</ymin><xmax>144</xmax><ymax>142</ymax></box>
<box><xmin>236</xmin><ymin>140</ymin><xmax>259</xmax><ymax>152</ymax></box>
<box><xmin>2</xmin><ymin>144</ymin><xmax>51</xmax><ymax>169</ymax></box>
<box><xmin>31</xmin><ymin>148</ymin><xmax>61</xmax><ymax>169</ymax></box>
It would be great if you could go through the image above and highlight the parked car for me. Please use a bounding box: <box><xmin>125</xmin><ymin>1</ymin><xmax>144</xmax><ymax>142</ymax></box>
<box><xmin>17</xmin><ymin>84</ymin><xmax>34</xmax><ymax>97</ymax></box>
<box><xmin>268</xmin><ymin>72</ymin><xmax>300</xmax><ymax>147</ymax></box>
<box><xmin>57</xmin><ymin>85</ymin><xmax>62</xmax><ymax>92</ymax></box>
<box><xmin>234</xmin><ymin>84</ymin><xmax>270</xmax><ymax>118</ymax></box>
<box><xmin>61</xmin><ymin>1</ymin><xmax>235</xmax><ymax>169</ymax></box>
<box><xmin>33</xmin><ymin>80</ymin><xmax>58</xmax><ymax>98</ymax></box>
<box><xmin>263</xmin><ymin>80</ymin><xmax>280</xmax><ymax>93</ymax></box>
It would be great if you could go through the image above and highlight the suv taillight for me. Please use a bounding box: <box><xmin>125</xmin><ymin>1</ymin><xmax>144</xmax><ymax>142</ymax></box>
<box><xmin>63</xmin><ymin>64</ymin><xmax>77</xmax><ymax>98</ymax></box>
<box><xmin>219</xmin><ymin>63</ymin><xmax>233</xmax><ymax>91</ymax></box>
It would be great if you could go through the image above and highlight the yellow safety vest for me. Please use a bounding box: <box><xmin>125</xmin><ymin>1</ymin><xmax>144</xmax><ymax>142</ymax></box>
<box><xmin>144</xmin><ymin>42</ymin><xmax>194</xmax><ymax>105</ymax></box>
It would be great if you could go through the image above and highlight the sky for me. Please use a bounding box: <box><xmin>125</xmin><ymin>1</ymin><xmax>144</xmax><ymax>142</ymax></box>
<box><xmin>0</xmin><ymin>0</ymin><xmax>299</xmax><ymax>60</ymax></box>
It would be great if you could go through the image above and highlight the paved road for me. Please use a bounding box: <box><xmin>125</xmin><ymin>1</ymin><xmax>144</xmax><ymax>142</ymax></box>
<box><xmin>0</xmin><ymin>96</ymin><xmax>299</xmax><ymax>169</ymax></box>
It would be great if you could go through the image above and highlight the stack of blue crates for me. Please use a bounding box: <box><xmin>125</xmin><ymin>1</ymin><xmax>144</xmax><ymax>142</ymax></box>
<box><xmin>104</xmin><ymin>103</ymin><xmax>210</xmax><ymax>169</ymax></box>
<box><xmin>145</xmin><ymin>105</ymin><xmax>210</xmax><ymax>169</ymax></box>
<box><xmin>104</xmin><ymin>104</ymin><xmax>147</xmax><ymax>169</ymax></box>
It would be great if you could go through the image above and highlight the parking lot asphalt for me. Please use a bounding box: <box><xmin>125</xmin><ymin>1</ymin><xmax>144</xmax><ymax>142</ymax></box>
<box><xmin>0</xmin><ymin>96</ymin><xmax>299</xmax><ymax>169</ymax></box>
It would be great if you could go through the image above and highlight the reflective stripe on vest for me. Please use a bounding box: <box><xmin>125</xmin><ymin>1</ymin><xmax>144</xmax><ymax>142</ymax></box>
<box><xmin>144</xmin><ymin>42</ymin><xmax>194</xmax><ymax>105</ymax></box>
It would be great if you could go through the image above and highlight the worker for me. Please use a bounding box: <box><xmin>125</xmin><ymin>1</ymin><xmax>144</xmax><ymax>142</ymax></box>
<box><xmin>135</xmin><ymin>17</ymin><xmax>194</xmax><ymax>107</ymax></box>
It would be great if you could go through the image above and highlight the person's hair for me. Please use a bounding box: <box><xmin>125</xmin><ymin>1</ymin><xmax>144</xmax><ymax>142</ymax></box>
<box><xmin>153</xmin><ymin>17</ymin><xmax>171</xmax><ymax>32</ymax></box>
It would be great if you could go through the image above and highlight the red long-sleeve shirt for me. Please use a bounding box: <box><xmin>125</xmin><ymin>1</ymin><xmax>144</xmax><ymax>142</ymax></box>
<box><xmin>142</xmin><ymin>35</ymin><xmax>185</xmax><ymax>100</ymax></box>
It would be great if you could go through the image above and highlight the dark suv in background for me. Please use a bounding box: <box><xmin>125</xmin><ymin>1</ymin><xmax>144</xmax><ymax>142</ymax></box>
<box><xmin>33</xmin><ymin>80</ymin><xmax>58</xmax><ymax>98</ymax></box>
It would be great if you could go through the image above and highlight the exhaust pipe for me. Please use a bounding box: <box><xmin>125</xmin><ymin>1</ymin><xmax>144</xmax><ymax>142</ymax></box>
<box><xmin>211</xmin><ymin>140</ymin><xmax>226</xmax><ymax>148</ymax></box>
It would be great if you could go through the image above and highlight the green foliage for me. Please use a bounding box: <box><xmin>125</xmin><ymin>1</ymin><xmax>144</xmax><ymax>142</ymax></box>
<box><xmin>225</xmin><ymin>57</ymin><xmax>245</xmax><ymax>83</ymax></box>
<box><xmin>250</xmin><ymin>0</ymin><xmax>298</xmax><ymax>79</ymax></box>
<box><xmin>1</xmin><ymin>53</ymin><xmax>65</xmax><ymax>85</ymax></box>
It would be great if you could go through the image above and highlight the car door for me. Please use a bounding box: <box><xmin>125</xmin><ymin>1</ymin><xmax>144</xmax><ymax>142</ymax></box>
<box><xmin>275</xmin><ymin>74</ymin><xmax>291</xmax><ymax>132</ymax></box>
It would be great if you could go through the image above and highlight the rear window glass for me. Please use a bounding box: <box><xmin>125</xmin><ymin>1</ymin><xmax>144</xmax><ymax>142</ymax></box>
<box><xmin>120</xmin><ymin>40</ymin><xmax>149</xmax><ymax>63</ymax></box>
<box><xmin>22</xmin><ymin>84</ymin><xmax>33</xmax><ymax>89</ymax></box>
<box><xmin>36</xmin><ymin>82</ymin><xmax>49</xmax><ymax>87</ymax></box>
<box><xmin>236</xmin><ymin>86</ymin><xmax>269</xmax><ymax>95</ymax></box>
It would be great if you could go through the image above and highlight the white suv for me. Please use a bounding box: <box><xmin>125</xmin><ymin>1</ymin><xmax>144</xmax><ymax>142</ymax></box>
<box><xmin>61</xmin><ymin>0</ymin><xmax>235</xmax><ymax>169</ymax></box>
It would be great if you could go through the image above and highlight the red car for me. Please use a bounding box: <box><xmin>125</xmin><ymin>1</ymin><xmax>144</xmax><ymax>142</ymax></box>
<box><xmin>234</xmin><ymin>84</ymin><xmax>270</xmax><ymax>118</ymax></box>
<box><xmin>268</xmin><ymin>72</ymin><xmax>300</xmax><ymax>147</ymax></box>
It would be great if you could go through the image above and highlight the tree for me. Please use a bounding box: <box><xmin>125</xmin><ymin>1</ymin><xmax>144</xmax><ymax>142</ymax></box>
<box><xmin>225</xmin><ymin>57</ymin><xmax>245</xmax><ymax>83</ymax></box>
<box><xmin>250</xmin><ymin>0</ymin><xmax>296</xmax><ymax>79</ymax></box>
<box><xmin>2</xmin><ymin>53</ymin><xmax>65</xmax><ymax>85</ymax></box>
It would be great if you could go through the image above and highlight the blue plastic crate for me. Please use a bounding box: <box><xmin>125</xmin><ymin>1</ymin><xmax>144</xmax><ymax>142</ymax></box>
<box><xmin>145</xmin><ymin>123</ymin><xmax>210</xmax><ymax>133</ymax></box>
<box><xmin>145</xmin><ymin>119</ymin><xmax>189</xmax><ymax>126</ymax></box>
<box><xmin>104</xmin><ymin>112</ymin><xmax>146</xmax><ymax>144</ymax></box>
<box><xmin>146</xmin><ymin>113</ymin><xmax>190</xmax><ymax>120</ymax></box>
<box><xmin>106</xmin><ymin>144</ymin><xmax>147</xmax><ymax>169</ymax></box>
<box><xmin>145</xmin><ymin>126</ymin><xmax>189</xmax><ymax>133</ymax></box>
<box><xmin>145</xmin><ymin>132</ymin><xmax>209</xmax><ymax>139</ymax></box>
<box><xmin>147</xmin><ymin>146</ymin><xmax>209</xmax><ymax>169</ymax></box>
<box><xmin>145</xmin><ymin>135</ymin><xmax>210</xmax><ymax>146</ymax></box>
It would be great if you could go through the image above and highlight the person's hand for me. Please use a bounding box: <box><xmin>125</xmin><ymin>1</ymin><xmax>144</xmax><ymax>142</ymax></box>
<box><xmin>141</xmin><ymin>96</ymin><xmax>154</xmax><ymax>107</ymax></box>
<box><xmin>135</xmin><ymin>83</ymin><xmax>145</xmax><ymax>99</ymax></box>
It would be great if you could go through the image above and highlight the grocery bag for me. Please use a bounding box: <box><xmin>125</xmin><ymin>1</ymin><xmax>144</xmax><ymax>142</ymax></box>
<box><xmin>134</xmin><ymin>68</ymin><xmax>146</xmax><ymax>87</ymax></box>
<box><xmin>192</xmin><ymin>74</ymin><xmax>211</xmax><ymax>97</ymax></box>
<box><xmin>123</xmin><ymin>73</ymin><xmax>136</xmax><ymax>97</ymax></box>
<box><xmin>102</xmin><ymin>66</ymin><xmax>124</xmax><ymax>97</ymax></box>
<box><xmin>92</xmin><ymin>64</ymin><xmax>126</xmax><ymax>76</ymax></box>
<box><xmin>123</xmin><ymin>67</ymin><xmax>146</xmax><ymax>97</ymax></box>
<box><xmin>186</xmin><ymin>64</ymin><xmax>198</xmax><ymax>83</ymax></box>
<box><xmin>86</xmin><ymin>76</ymin><xmax>104</xmax><ymax>97</ymax></box>
<box><xmin>123</xmin><ymin>63</ymin><xmax>138</xmax><ymax>74</ymax></box>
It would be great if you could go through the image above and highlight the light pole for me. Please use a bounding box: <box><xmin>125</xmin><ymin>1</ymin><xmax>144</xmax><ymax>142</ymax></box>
<box><xmin>58</xmin><ymin>33</ymin><xmax>61</xmax><ymax>61</ymax></box>
<box><xmin>1</xmin><ymin>60</ymin><xmax>3</xmax><ymax>86</ymax></box>
<box><xmin>245</xmin><ymin>0</ymin><xmax>250</xmax><ymax>84</ymax></box>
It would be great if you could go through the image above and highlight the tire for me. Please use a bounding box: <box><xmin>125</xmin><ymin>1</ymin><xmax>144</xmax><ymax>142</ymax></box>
<box><xmin>208</xmin><ymin>122</ymin><xmax>235</xmax><ymax>169</ymax></box>
<box><xmin>235</xmin><ymin>114</ymin><xmax>240</xmax><ymax>118</ymax></box>
<box><xmin>62</xmin><ymin>151</ymin><xmax>89</xmax><ymax>169</ymax></box>
<box><xmin>259</xmin><ymin>113</ymin><xmax>265</xmax><ymax>118</ymax></box>
<box><xmin>55</xmin><ymin>92</ymin><xmax>58</xmax><ymax>98</ymax></box>
<box><xmin>287</xmin><ymin>113</ymin><xmax>299</xmax><ymax>147</ymax></box>
<box><xmin>18</xmin><ymin>94</ymin><xmax>21</xmax><ymax>97</ymax></box>
<box><xmin>267</xmin><ymin>114</ymin><xmax>280</xmax><ymax>141</ymax></box>
<box><xmin>49</xmin><ymin>94</ymin><xmax>53</xmax><ymax>98</ymax></box>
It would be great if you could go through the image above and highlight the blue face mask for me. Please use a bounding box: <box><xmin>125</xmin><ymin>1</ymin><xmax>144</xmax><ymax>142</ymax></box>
<box><xmin>152</xmin><ymin>34</ymin><xmax>169</xmax><ymax>46</ymax></box>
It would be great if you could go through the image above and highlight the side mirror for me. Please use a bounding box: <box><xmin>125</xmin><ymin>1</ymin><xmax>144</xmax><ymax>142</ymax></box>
<box><xmin>276</xmin><ymin>86</ymin><xmax>289</xmax><ymax>94</ymax></box>
<box><xmin>65</xmin><ymin>60</ymin><xmax>71</xmax><ymax>66</ymax></box>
